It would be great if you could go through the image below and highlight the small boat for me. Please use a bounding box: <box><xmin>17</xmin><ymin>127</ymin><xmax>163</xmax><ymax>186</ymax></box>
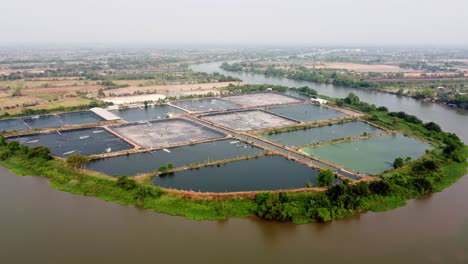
<box><xmin>163</xmin><ymin>148</ymin><xmax>171</xmax><ymax>153</ymax></box>
<box><xmin>79</xmin><ymin>135</ymin><xmax>90</xmax><ymax>140</ymax></box>
<box><xmin>92</xmin><ymin>130</ymin><xmax>104</xmax><ymax>134</ymax></box>
<box><xmin>106</xmin><ymin>147</ymin><xmax>112</xmax><ymax>153</ymax></box>
<box><xmin>229</xmin><ymin>141</ymin><xmax>240</xmax><ymax>144</ymax></box>
<box><xmin>26</xmin><ymin>140</ymin><xmax>39</xmax><ymax>144</ymax></box>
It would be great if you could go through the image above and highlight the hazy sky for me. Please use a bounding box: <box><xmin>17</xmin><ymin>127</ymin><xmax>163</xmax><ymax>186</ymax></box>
<box><xmin>1</xmin><ymin>0</ymin><xmax>467</xmax><ymax>46</ymax></box>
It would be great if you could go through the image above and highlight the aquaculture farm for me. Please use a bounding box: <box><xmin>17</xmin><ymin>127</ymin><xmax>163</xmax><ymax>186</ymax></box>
<box><xmin>1</xmin><ymin>86</ymin><xmax>466</xmax><ymax>223</ymax></box>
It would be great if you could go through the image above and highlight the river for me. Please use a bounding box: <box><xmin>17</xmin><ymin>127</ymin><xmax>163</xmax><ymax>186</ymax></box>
<box><xmin>0</xmin><ymin>62</ymin><xmax>467</xmax><ymax>264</ymax></box>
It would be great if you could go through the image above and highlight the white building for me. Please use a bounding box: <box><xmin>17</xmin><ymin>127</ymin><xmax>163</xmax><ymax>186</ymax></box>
<box><xmin>311</xmin><ymin>98</ymin><xmax>328</xmax><ymax>105</ymax></box>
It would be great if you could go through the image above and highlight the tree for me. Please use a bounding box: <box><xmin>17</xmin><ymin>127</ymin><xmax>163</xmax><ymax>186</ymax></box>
<box><xmin>0</xmin><ymin>135</ymin><xmax>6</xmax><ymax>146</ymax></box>
<box><xmin>143</xmin><ymin>101</ymin><xmax>149</xmax><ymax>108</ymax></box>
<box><xmin>66</xmin><ymin>154</ymin><xmax>90</xmax><ymax>169</ymax></box>
<box><xmin>424</xmin><ymin>122</ymin><xmax>441</xmax><ymax>133</ymax></box>
<box><xmin>344</xmin><ymin>93</ymin><xmax>360</xmax><ymax>105</ymax></box>
<box><xmin>317</xmin><ymin>169</ymin><xmax>335</xmax><ymax>187</ymax></box>
<box><xmin>393</xmin><ymin>157</ymin><xmax>404</xmax><ymax>169</ymax></box>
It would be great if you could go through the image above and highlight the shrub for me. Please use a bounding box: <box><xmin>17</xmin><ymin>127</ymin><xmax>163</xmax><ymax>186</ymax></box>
<box><xmin>115</xmin><ymin>176</ymin><xmax>137</xmax><ymax>190</ymax></box>
<box><xmin>316</xmin><ymin>208</ymin><xmax>332</xmax><ymax>222</ymax></box>
<box><xmin>369</xmin><ymin>181</ymin><xmax>392</xmax><ymax>196</ymax></box>
<box><xmin>158</xmin><ymin>165</ymin><xmax>167</xmax><ymax>173</ymax></box>
<box><xmin>412</xmin><ymin>178</ymin><xmax>434</xmax><ymax>194</ymax></box>
<box><xmin>393</xmin><ymin>157</ymin><xmax>404</xmax><ymax>169</ymax></box>
<box><xmin>27</xmin><ymin>146</ymin><xmax>52</xmax><ymax>160</ymax></box>
<box><xmin>167</xmin><ymin>163</ymin><xmax>174</xmax><ymax>170</ymax></box>
<box><xmin>6</xmin><ymin>141</ymin><xmax>21</xmax><ymax>153</ymax></box>
<box><xmin>66</xmin><ymin>154</ymin><xmax>90</xmax><ymax>169</ymax></box>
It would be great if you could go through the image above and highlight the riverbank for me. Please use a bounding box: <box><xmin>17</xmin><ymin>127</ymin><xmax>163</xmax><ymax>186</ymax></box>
<box><xmin>219</xmin><ymin>62</ymin><xmax>468</xmax><ymax>110</ymax></box>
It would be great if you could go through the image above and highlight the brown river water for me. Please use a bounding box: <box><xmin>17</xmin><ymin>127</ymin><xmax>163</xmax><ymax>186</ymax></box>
<box><xmin>0</xmin><ymin>62</ymin><xmax>467</xmax><ymax>264</ymax></box>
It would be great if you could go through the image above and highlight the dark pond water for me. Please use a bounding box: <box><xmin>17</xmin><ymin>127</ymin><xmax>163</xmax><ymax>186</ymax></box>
<box><xmin>0</xmin><ymin>111</ymin><xmax>104</xmax><ymax>132</ymax></box>
<box><xmin>263</xmin><ymin>121</ymin><xmax>382</xmax><ymax>147</ymax></box>
<box><xmin>6</xmin><ymin>127</ymin><xmax>134</xmax><ymax>157</ymax></box>
<box><xmin>58</xmin><ymin>111</ymin><xmax>104</xmax><ymax>126</ymax></box>
<box><xmin>0</xmin><ymin>118</ymin><xmax>29</xmax><ymax>132</ymax></box>
<box><xmin>110</xmin><ymin>105</ymin><xmax>185</xmax><ymax>122</ymax></box>
<box><xmin>171</xmin><ymin>97</ymin><xmax>241</xmax><ymax>112</ymax></box>
<box><xmin>87</xmin><ymin>139</ymin><xmax>264</xmax><ymax>176</ymax></box>
<box><xmin>268</xmin><ymin>103</ymin><xmax>346</xmax><ymax>122</ymax></box>
<box><xmin>152</xmin><ymin>155</ymin><xmax>338</xmax><ymax>192</ymax></box>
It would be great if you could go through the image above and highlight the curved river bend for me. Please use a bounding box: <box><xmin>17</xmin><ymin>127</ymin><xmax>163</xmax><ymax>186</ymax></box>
<box><xmin>0</xmin><ymin>62</ymin><xmax>467</xmax><ymax>264</ymax></box>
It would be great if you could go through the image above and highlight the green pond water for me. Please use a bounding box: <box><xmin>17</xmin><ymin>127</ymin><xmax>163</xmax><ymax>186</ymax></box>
<box><xmin>262</xmin><ymin>121</ymin><xmax>382</xmax><ymax>147</ymax></box>
<box><xmin>301</xmin><ymin>133</ymin><xmax>431</xmax><ymax>175</ymax></box>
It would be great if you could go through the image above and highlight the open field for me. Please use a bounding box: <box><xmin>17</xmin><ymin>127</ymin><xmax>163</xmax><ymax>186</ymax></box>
<box><xmin>304</xmin><ymin>63</ymin><xmax>410</xmax><ymax>72</ymax></box>
<box><xmin>0</xmin><ymin>80</ymin><xmax>98</xmax><ymax>89</ymax></box>
<box><xmin>104</xmin><ymin>82</ymin><xmax>240</xmax><ymax>96</ymax></box>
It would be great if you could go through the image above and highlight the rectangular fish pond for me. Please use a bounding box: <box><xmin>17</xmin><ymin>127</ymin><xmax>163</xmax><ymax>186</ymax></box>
<box><xmin>110</xmin><ymin>104</ymin><xmax>185</xmax><ymax>122</ymax></box>
<box><xmin>171</xmin><ymin>98</ymin><xmax>241</xmax><ymax>112</ymax></box>
<box><xmin>301</xmin><ymin>133</ymin><xmax>431</xmax><ymax>175</ymax></box>
<box><xmin>87</xmin><ymin>139</ymin><xmax>264</xmax><ymax>176</ymax></box>
<box><xmin>6</xmin><ymin>127</ymin><xmax>134</xmax><ymax>157</ymax></box>
<box><xmin>0</xmin><ymin>118</ymin><xmax>29</xmax><ymax>132</ymax></box>
<box><xmin>262</xmin><ymin>121</ymin><xmax>382</xmax><ymax>147</ymax></box>
<box><xmin>109</xmin><ymin>118</ymin><xmax>226</xmax><ymax>149</ymax></box>
<box><xmin>200</xmin><ymin>110</ymin><xmax>299</xmax><ymax>131</ymax></box>
<box><xmin>0</xmin><ymin>111</ymin><xmax>104</xmax><ymax>132</ymax></box>
<box><xmin>224</xmin><ymin>93</ymin><xmax>302</xmax><ymax>107</ymax></box>
<box><xmin>152</xmin><ymin>155</ymin><xmax>341</xmax><ymax>193</ymax></box>
<box><xmin>267</xmin><ymin>104</ymin><xmax>347</xmax><ymax>122</ymax></box>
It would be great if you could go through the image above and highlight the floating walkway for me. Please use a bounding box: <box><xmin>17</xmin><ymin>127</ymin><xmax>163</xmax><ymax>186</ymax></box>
<box><xmin>90</xmin><ymin>108</ymin><xmax>122</xmax><ymax>121</ymax></box>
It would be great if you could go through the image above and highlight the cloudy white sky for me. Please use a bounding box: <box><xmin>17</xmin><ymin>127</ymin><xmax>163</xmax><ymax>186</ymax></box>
<box><xmin>1</xmin><ymin>0</ymin><xmax>467</xmax><ymax>46</ymax></box>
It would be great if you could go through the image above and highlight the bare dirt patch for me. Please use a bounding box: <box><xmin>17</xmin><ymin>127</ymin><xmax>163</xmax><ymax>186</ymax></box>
<box><xmin>105</xmin><ymin>82</ymin><xmax>240</xmax><ymax>96</ymax></box>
